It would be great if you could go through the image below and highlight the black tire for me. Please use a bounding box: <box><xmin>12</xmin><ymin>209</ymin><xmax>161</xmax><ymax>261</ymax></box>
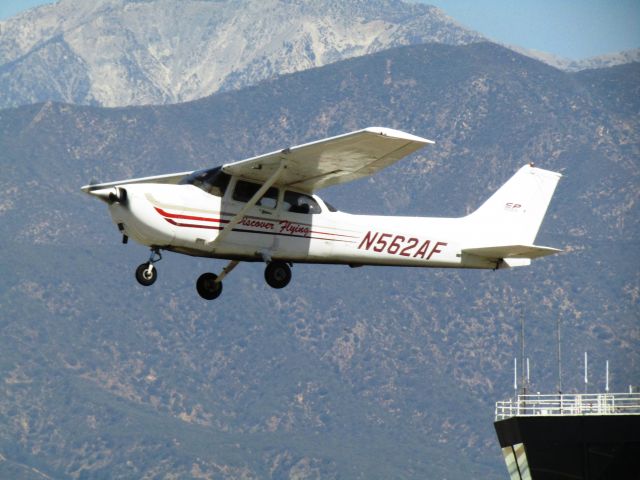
<box><xmin>264</xmin><ymin>261</ymin><xmax>292</xmax><ymax>289</ymax></box>
<box><xmin>196</xmin><ymin>272</ymin><xmax>223</xmax><ymax>300</ymax></box>
<box><xmin>135</xmin><ymin>263</ymin><xmax>157</xmax><ymax>286</ymax></box>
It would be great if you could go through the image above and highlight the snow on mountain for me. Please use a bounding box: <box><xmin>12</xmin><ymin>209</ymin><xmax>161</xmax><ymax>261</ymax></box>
<box><xmin>0</xmin><ymin>0</ymin><xmax>484</xmax><ymax>108</ymax></box>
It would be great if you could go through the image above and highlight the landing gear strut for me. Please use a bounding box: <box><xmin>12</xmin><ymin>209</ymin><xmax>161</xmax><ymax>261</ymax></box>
<box><xmin>133</xmin><ymin>252</ymin><xmax>293</xmax><ymax>298</ymax></box>
<box><xmin>264</xmin><ymin>261</ymin><xmax>292</xmax><ymax>289</ymax></box>
<box><xmin>135</xmin><ymin>248</ymin><xmax>161</xmax><ymax>286</ymax></box>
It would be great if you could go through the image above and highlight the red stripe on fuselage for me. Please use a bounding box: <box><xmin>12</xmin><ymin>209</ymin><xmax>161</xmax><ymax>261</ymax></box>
<box><xmin>308</xmin><ymin>229</ymin><xmax>359</xmax><ymax>239</ymax></box>
<box><xmin>155</xmin><ymin>207</ymin><xmax>228</xmax><ymax>224</ymax></box>
<box><xmin>156</xmin><ymin>206</ymin><xmax>358</xmax><ymax>241</ymax></box>
<box><xmin>163</xmin><ymin>218</ymin><xmax>223</xmax><ymax>230</ymax></box>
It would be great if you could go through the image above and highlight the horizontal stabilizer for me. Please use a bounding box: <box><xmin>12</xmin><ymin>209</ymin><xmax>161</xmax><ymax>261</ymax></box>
<box><xmin>462</xmin><ymin>245</ymin><xmax>561</xmax><ymax>260</ymax></box>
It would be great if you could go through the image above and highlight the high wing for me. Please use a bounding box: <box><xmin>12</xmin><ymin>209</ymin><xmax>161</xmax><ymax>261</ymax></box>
<box><xmin>222</xmin><ymin>127</ymin><xmax>434</xmax><ymax>192</ymax></box>
<box><xmin>81</xmin><ymin>171</ymin><xmax>193</xmax><ymax>193</ymax></box>
<box><xmin>80</xmin><ymin>127</ymin><xmax>432</xmax><ymax>194</ymax></box>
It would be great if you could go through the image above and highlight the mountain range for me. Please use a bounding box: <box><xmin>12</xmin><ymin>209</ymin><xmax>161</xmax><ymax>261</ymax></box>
<box><xmin>1</xmin><ymin>37</ymin><xmax>638</xmax><ymax>478</ymax></box>
<box><xmin>2</xmin><ymin>0</ymin><xmax>637</xmax><ymax>111</ymax></box>
<box><xmin>0</xmin><ymin>0</ymin><xmax>484</xmax><ymax>108</ymax></box>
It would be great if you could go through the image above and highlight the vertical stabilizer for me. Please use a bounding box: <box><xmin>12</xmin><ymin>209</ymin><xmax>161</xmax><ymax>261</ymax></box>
<box><xmin>466</xmin><ymin>165</ymin><xmax>561</xmax><ymax>246</ymax></box>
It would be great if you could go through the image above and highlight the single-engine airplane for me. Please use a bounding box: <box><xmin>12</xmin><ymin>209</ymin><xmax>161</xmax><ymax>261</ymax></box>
<box><xmin>82</xmin><ymin>127</ymin><xmax>562</xmax><ymax>300</ymax></box>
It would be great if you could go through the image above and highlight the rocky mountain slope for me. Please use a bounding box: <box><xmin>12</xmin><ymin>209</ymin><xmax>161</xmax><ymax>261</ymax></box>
<box><xmin>0</xmin><ymin>0</ymin><xmax>483</xmax><ymax>108</ymax></box>
<box><xmin>0</xmin><ymin>42</ymin><xmax>638</xmax><ymax>478</ymax></box>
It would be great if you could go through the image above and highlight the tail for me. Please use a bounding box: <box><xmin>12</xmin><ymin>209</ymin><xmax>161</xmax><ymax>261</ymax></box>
<box><xmin>462</xmin><ymin>164</ymin><xmax>562</xmax><ymax>267</ymax></box>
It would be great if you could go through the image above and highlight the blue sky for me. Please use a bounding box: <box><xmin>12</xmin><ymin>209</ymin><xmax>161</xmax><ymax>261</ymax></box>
<box><xmin>1</xmin><ymin>0</ymin><xmax>638</xmax><ymax>59</ymax></box>
<box><xmin>424</xmin><ymin>0</ymin><xmax>639</xmax><ymax>59</ymax></box>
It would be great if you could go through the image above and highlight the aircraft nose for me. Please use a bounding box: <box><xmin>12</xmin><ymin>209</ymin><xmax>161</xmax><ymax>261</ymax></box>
<box><xmin>88</xmin><ymin>186</ymin><xmax>128</xmax><ymax>205</ymax></box>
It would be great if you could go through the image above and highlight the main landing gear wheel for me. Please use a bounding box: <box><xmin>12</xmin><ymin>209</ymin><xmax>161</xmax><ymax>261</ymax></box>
<box><xmin>264</xmin><ymin>261</ymin><xmax>292</xmax><ymax>289</ymax></box>
<box><xmin>135</xmin><ymin>262</ymin><xmax>157</xmax><ymax>286</ymax></box>
<box><xmin>196</xmin><ymin>272</ymin><xmax>223</xmax><ymax>300</ymax></box>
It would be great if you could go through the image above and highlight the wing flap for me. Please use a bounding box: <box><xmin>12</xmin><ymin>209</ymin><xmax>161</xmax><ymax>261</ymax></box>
<box><xmin>223</xmin><ymin>127</ymin><xmax>433</xmax><ymax>192</ymax></box>
<box><xmin>462</xmin><ymin>245</ymin><xmax>562</xmax><ymax>260</ymax></box>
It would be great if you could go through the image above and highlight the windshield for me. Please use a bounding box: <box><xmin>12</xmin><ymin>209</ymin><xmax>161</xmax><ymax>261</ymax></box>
<box><xmin>180</xmin><ymin>167</ymin><xmax>231</xmax><ymax>196</ymax></box>
<box><xmin>323</xmin><ymin>201</ymin><xmax>338</xmax><ymax>212</ymax></box>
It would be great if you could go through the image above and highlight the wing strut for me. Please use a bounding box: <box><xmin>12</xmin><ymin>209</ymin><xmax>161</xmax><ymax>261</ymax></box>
<box><xmin>207</xmin><ymin>159</ymin><xmax>288</xmax><ymax>249</ymax></box>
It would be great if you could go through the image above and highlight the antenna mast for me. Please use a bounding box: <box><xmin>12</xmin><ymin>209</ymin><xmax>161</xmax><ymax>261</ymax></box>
<box><xmin>520</xmin><ymin>304</ymin><xmax>526</xmax><ymax>395</ymax></box>
<box><xmin>557</xmin><ymin>315</ymin><xmax>562</xmax><ymax>393</ymax></box>
<box><xmin>514</xmin><ymin>357</ymin><xmax>517</xmax><ymax>399</ymax></box>
<box><xmin>584</xmin><ymin>352</ymin><xmax>589</xmax><ymax>393</ymax></box>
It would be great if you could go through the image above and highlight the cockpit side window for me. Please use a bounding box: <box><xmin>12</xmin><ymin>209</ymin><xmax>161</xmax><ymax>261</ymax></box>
<box><xmin>284</xmin><ymin>191</ymin><xmax>322</xmax><ymax>214</ymax></box>
<box><xmin>232</xmin><ymin>180</ymin><xmax>278</xmax><ymax>209</ymax></box>
<box><xmin>180</xmin><ymin>167</ymin><xmax>231</xmax><ymax>197</ymax></box>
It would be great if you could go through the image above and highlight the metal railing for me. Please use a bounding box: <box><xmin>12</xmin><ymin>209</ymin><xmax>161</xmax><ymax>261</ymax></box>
<box><xmin>495</xmin><ymin>392</ymin><xmax>640</xmax><ymax>421</ymax></box>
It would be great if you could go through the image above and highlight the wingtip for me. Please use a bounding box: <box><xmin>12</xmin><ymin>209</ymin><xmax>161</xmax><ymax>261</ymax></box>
<box><xmin>363</xmin><ymin>127</ymin><xmax>434</xmax><ymax>145</ymax></box>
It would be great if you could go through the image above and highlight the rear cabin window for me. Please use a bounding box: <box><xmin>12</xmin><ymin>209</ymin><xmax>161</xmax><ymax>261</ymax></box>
<box><xmin>284</xmin><ymin>191</ymin><xmax>322</xmax><ymax>214</ymax></box>
<box><xmin>180</xmin><ymin>167</ymin><xmax>231</xmax><ymax>197</ymax></box>
<box><xmin>233</xmin><ymin>180</ymin><xmax>278</xmax><ymax>209</ymax></box>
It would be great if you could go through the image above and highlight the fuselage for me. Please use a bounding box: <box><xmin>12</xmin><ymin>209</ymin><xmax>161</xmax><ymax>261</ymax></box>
<box><xmin>107</xmin><ymin>179</ymin><xmax>496</xmax><ymax>270</ymax></box>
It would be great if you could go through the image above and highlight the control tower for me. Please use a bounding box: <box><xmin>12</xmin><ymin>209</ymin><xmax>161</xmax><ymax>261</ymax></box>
<box><xmin>494</xmin><ymin>391</ymin><xmax>640</xmax><ymax>479</ymax></box>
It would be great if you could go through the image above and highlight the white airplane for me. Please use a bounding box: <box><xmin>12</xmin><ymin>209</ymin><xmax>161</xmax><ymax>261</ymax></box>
<box><xmin>82</xmin><ymin>127</ymin><xmax>562</xmax><ymax>300</ymax></box>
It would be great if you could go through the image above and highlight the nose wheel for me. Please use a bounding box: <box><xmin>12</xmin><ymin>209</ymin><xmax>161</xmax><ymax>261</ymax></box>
<box><xmin>135</xmin><ymin>262</ymin><xmax>157</xmax><ymax>286</ymax></box>
<box><xmin>135</xmin><ymin>248</ymin><xmax>162</xmax><ymax>286</ymax></box>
